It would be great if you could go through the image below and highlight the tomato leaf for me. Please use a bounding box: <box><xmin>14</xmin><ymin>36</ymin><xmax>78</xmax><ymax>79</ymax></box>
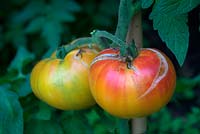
<box><xmin>51</xmin><ymin>11</ymin><xmax>76</xmax><ymax>22</ymax></box>
<box><xmin>149</xmin><ymin>0</ymin><xmax>200</xmax><ymax>65</ymax></box>
<box><xmin>50</xmin><ymin>0</ymin><xmax>81</xmax><ymax>13</ymax></box>
<box><xmin>11</xmin><ymin>1</ymin><xmax>43</xmax><ymax>24</ymax></box>
<box><xmin>175</xmin><ymin>75</ymin><xmax>200</xmax><ymax>99</ymax></box>
<box><xmin>49</xmin><ymin>0</ymin><xmax>80</xmax><ymax>23</ymax></box>
<box><xmin>0</xmin><ymin>85</ymin><xmax>23</xmax><ymax>134</ymax></box>
<box><xmin>25</xmin><ymin>119</ymin><xmax>64</xmax><ymax>134</ymax></box>
<box><xmin>25</xmin><ymin>17</ymin><xmax>45</xmax><ymax>34</ymax></box>
<box><xmin>60</xmin><ymin>112</ymin><xmax>91</xmax><ymax>134</ymax></box>
<box><xmin>92</xmin><ymin>108</ymin><xmax>118</xmax><ymax>133</ymax></box>
<box><xmin>41</xmin><ymin>21</ymin><xmax>62</xmax><ymax>57</ymax></box>
<box><xmin>35</xmin><ymin>102</ymin><xmax>54</xmax><ymax>121</ymax></box>
<box><xmin>150</xmin><ymin>13</ymin><xmax>189</xmax><ymax>66</ymax></box>
<box><xmin>175</xmin><ymin>0</ymin><xmax>200</xmax><ymax>14</ymax></box>
<box><xmin>15</xmin><ymin>74</ymin><xmax>32</xmax><ymax>97</ymax></box>
<box><xmin>8</xmin><ymin>46</ymin><xmax>34</xmax><ymax>75</ymax></box>
<box><xmin>141</xmin><ymin>0</ymin><xmax>154</xmax><ymax>9</ymax></box>
<box><xmin>176</xmin><ymin>75</ymin><xmax>200</xmax><ymax>92</ymax></box>
<box><xmin>85</xmin><ymin>109</ymin><xmax>101</xmax><ymax>125</ymax></box>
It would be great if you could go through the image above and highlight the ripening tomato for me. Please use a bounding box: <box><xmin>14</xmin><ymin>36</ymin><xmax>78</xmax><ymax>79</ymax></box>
<box><xmin>30</xmin><ymin>48</ymin><xmax>98</xmax><ymax>110</ymax></box>
<box><xmin>89</xmin><ymin>48</ymin><xmax>176</xmax><ymax>118</ymax></box>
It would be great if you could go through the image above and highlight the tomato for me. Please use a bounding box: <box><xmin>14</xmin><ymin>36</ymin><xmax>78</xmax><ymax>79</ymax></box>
<box><xmin>30</xmin><ymin>48</ymin><xmax>98</xmax><ymax>110</ymax></box>
<box><xmin>89</xmin><ymin>48</ymin><xmax>176</xmax><ymax>118</ymax></box>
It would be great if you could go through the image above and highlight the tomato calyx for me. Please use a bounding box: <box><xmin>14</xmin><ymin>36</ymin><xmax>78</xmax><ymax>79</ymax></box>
<box><xmin>75</xmin><ymin>48</ymin><xmax>85</xmax><ymax>58</ymax></box>
<box><xmin>91</xmin><ymin>48</ymin><xmax>137</xmax><ymax>70</ymax></box>
<box><xmin>56</xmin><ymin>46</ymin><xmax>66</xmax><ymax>59</ymax></box>
<box><xmin>91</xmin><ymin>30</ymin><xmax>138</xmax><ymax>60</ymax></box>
<box><xmin>125</xmin><ymin>55</ymin><xmax>135</xmax><ymax>70</ymax></box>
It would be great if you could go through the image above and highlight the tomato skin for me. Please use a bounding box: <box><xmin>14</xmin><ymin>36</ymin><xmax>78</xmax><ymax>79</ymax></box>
<box><xmin>31</xmin><ymin>48</ymin><xmax>98</xmax><ymax>110</ymax></box>
<box><xmin>89</xmin><ymin>48</ymin><xmax>176</xmax><ymax>118</ymax></box>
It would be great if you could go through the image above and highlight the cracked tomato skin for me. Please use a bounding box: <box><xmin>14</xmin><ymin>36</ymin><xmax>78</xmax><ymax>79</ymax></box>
<box><xmin>30</xmin><ymin>48</ymin><xmax>98</xmax><ymax>110</ymax></box>
<box><xmin>89</xmin><ymin>48</ymin><xmax>176</xmax><ymax>118</ymax></box>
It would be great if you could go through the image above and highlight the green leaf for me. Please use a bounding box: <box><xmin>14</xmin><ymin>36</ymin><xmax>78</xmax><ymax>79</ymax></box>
<box><xmin>8</xmin><ymin>46</ymin><xmax>35</xmax><ymax>75</ymax></box>
<box><xmin>11</xmin><ymin>1</ymin><xmax>44</xmax><ymax>24</ymax></box>
<box><xmin>191</xmin><ymin>107</ymin><xmax>200</xmax><ymax>115</ymax></box>
<box><xmin>15</xmin><ymin>74</ymin><xmax>32</xmax><ymax>97</ymax></box>
<box><xmin>175</xmin><ymin>75</ymin><xmax>200</xmax><ymax>92</ymax></box>
<box><xmin>25</xmin><ymin>119</ymin><xmax>63</xmax><ymax>134</ymax></box>
<box><xmin>49</xmin><ymin>0</ymin><xmax>80</xmax><ymax>23</ymax></box>
<box><xmin>149</xmin><ymin>0</ymin><xmax>200</xmax><ymax>65</ymax></box>
<box><xmin>51</xmin><ymin>11</ymin><xmax>76</xmax><ymax>22</ymax></box>
<box><xmin>5</xmin><ymin>26</ymin><xmax>27</xmax><ymax>47</ymax></box>
<box><xmin>85</xmin><ymin>109</ymin><xmax>101</xmax><ymax>125</ymax></box>
<box><xmin>42</xmin><ymin>20</ymin><xmax>62</xmax><ymax>57</ymax></box>
<box><xmin>25</xmin><ymin>17</ymin><xmax>45</xmax><ymax>34</ymax></box>
<box><xmin>171</xmin><ymin>118</ymin><xmax>182</xmax><ymax>132</ymax></box>
<box><xmin>60</xmin><ymin>112</ymin><xmax>91</xmax><ymax>134</ymax></box>
<box><xmin>35</xmin><ymin>102</ymin><xmax>54</xmax><ymax>121</ymax></box>
<box><xmin>51</xmin><ymin>0</ymin><xmax>81</xmax><ymax>13</ymax></box>
<box><xmin>175</xmin><ymin>0</ymin><xmax>200</xmax><ymax>14</ymax></box>
<box><xmin>183</xmin><ymin>128</ymin><xmax>200</xmax><ymax>134</ymax></box>
<box><xmin>0</xmin><ymin>85</ymin><xmax>23</xmax><ymax>134</ymax></box>
<box><xmin>141</xmin><ymin>0</ymin><xmax>154</xmax><ymax>9</ymax></box>
<box><xmin>150</xmin><ymin>0</ymin><xmax>200</xmax><ymax>16</ymax></box>
<box><xmin>65</xmin><ymin>0</ymin><xmax>81</xmax><ymax>12</ymax></box>
<box><xmin>150</xmin><ymin>5</ymin><xmax>188</xmax><ymax>65</ymax></box>
<box><xmin>93</xmin><ymin>108</ymin><xmax>118</xmax><ymax>134</ymax></box>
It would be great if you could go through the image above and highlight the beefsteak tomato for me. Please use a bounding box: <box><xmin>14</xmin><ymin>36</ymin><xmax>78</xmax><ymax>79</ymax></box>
<box><xmin>31</xmin><ymin>47</ymin><xmax>98</xmax><ymax>110</ymax></box>
<box><xmin>89</xmin><ymin>48</ymin><xmax>176</xmax><ymax>118</ymax></box>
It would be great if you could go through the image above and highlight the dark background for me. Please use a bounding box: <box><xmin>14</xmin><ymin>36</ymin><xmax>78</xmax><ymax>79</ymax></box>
<box><xmin>0</xmin><ymin>0</ymin><xmax>199</xmax><ymax>133</ymax></box>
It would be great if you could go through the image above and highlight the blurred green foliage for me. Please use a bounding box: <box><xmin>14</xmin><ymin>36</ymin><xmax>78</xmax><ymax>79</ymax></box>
<box><xmin>0</xmin><ymin>0</ymin><xmax>199</xmax><ymax>134</ymax></box>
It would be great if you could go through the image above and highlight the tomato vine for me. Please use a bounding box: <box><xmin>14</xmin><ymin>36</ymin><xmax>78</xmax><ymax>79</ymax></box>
<box><xmin>90</xmin><ymin>0</ymin><xmax>143</xmax><ymax>134</ymax></box>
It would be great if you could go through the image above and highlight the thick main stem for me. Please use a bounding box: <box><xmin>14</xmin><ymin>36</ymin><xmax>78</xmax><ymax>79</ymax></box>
<box><xmin>131</xmin><ymin>117</ymin><xmax>146</xmax><ymax>134</ymax></box>
<box><xmin>115</xmin><ymin>0</ymin><xmax>131</xmax><ymax>41</ymax></box>
<box><xmin>126</xmin><ymin>12</ymin><xmax>143</xmax><ymax>48</ymax></box>
<box><xmin>126</xmin><ymin>12</ymin><xmax>147</xmax><ymax>134</ymax></box>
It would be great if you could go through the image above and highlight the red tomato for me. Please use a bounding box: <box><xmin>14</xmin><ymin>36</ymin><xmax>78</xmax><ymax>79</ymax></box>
<box><xmin>89</xmin><ymin>48</ymin><xmax>176</xmax><ymax>118</ymax></box>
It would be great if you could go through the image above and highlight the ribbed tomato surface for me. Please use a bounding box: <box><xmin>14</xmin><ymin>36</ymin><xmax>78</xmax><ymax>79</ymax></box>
<box><xmin>89</xmin><ymin>48</ymin><xmax>176</xmax><ymax>118</ymax></box>
<box><xmin>31</xmin><ymin>48</ymin><xmax>98</xmax><ymax>110</ymax></box>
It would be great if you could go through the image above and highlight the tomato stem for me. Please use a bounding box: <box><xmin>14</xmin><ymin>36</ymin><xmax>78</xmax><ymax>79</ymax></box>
<box><xmin>117</xmin><ymin>119</ymin><xmax>130</xmax><ymax>134</ymax></box>
<box><xmin>114</xmin><ymin>0</ymin><xmax>133</xmax><ymax>58</ymax></box>
<box><xmin>91</xmin><ymin>30</ymin><xmax>128</xmax><ymax>56</ymax></box>
<box><xmin>56</xmin><ymin>37</ymin><xmax>104</xmax><ymax>59</ymax></box>
<box><xmin>115</xmin><ymin>0</ymin><xmax>143</xmax><ymax>60</ymax></box>
<box><xmin>132</xmin><ymin>117</ymin><xmax>147</xmax><ymax>134</ymax></box>
<box><xmin>115</xmin><ymin>0</ymin><xmax>132</xmax><ymax>41</ymax></box>
<box><xmin>127</xmin><ymin>6</ymin><xmax>147</xmax><ymax>134</ymax></box>
<box><xmin>90</xmin><ymin>0</ymin><xmax>141</xmax><ymax>60</ymax></box>
<box><xmin>126</xmin><ymin>11</ymin><xmax>143</xmax><ymax>48</ymax></box>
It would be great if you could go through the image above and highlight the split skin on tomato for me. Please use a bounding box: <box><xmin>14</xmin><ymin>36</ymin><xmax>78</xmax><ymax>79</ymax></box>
<box><xmin>30</xmin><ymin>48</ymin><xmax>98</xmax><ymax>110</ymax></box>
<box><xmin>89</xmin><ymin>48</ymin><xmax>176</xmax><ymax>118</ymax></box>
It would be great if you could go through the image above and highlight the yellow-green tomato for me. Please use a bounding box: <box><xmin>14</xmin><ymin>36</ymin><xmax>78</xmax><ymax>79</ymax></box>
<box><xmin>30</xmin><ymin>48</ymin><xmax>98</xmax><ymax>110</ymax></box>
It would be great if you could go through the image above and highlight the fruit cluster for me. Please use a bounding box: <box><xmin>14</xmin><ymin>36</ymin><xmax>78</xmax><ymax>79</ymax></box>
<box><xmin>30</xmin><ymin>38</ymin><xmax>176</xmax><ymax>118</ymax></box>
